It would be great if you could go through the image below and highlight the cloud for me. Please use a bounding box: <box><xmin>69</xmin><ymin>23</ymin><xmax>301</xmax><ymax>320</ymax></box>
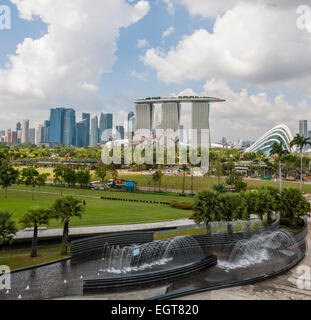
<box><xmin>143</xmin><ymin>1</ymin><xmax>311</xmax><ymax>91</ymax></box>
<box><xmin>136</xmin><ymin>38</ymin><xmax>149</xmax><ymax>48</ymax></box>
<box><xmin>162</xmin><ymin>0</ymin><xmax>174</xmax><ymax>14</ymax></box>
<box><xmin>0</xmin><ymin>0</ymin><xmax>149</xmax><ymax>128</ymax></box>
<box><xmin>129</xmin><ymin>69</ymin><xmax>149</xmax><ymax>81</ymax></box>
<box><xmin>200</xmin><ymin>79</ymin><xmax>311</xmax><ymax>141</ymax></box>
<box><xmin>162</xmin><ymin>26</ymin><xmax>174</xmax><ymax>40</ymax></box>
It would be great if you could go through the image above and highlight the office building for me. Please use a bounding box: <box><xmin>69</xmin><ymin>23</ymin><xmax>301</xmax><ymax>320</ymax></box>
<box><xmin>90</xmin><ymin>116</ymin><xmax>99</xmax><ymax>147</ymax></box>
<box><xmin>37</xmin><ymin>125</ymin><xmax>44</xmax><ymax>145</ymax></box>
<box><xmin>21</xmin><ymin>120</ymin><xmax>30</xmax><ymax>143</ymax></box>
<box><xmin>42</xmin><ymin>120</ymin><xmax>50</xmax><ymax>143</ymax></box>
<box><xmin>49</xmin><ymin>108</ymin><xmax>65</xmax><ymax>145</ymax></box>
<box><xmin>82</xmin><ymin>113</ymin><xmax>90</xmax><ymax>146</ymax></box>
<box><xmin>299</xmin><ymin>120</ymin><xmax>308</xmax><ymax>138</ymax></box>
<box><xmin>76</xmin><ymin>119</ymin><xmax>89</xmax><ymax>148</ymax></box>
<box><xmin>29</xmin><ymin>128</ymin><xmax>36</xmax><ymax>144</ymax></box>
<box><xmin>116</xmin><ymin>125</ymin><xmax>125</xmax><ymax>140</ymax></box>
<box><xmin>63</xmin><ymin>108</ymin><xmax>76</xmax><ymax>146</ymax></box>
<box><xmin>99</xmin><ymin>113</ymin><xmax>113</xmax><ymax>143</ymax></box>
<box><xmin>16</xmin><ymin>122</ymin><xmax>21</xmax><ymax>131</ymax></box>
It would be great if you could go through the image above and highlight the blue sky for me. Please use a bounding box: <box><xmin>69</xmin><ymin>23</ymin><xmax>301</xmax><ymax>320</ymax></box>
<box><xmin>0</xmin><ymin>0</ymin><xmax>310</xmax><ymax>141</ymax></box>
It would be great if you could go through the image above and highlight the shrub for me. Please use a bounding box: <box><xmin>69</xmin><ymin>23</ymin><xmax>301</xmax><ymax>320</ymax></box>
<box><xmin>170</xmin><ymin>201</ymin><xmax>193</xmax><ymax>210</ymax></box>
<box><xmin>192</xmin><ymin>190</ymin><xmax>221</xmax><ymax>225</ymax></box>
<box><xmin>279</xmin><ymin>188</ymin><xmax>310</xmax><ymax>226</ymax></box>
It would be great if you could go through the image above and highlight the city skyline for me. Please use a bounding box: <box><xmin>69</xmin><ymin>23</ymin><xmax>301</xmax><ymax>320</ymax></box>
<box><xmin>0</xmin><ymin>1</ymin><xmax>311</xmax><ymax>142</ymax></box>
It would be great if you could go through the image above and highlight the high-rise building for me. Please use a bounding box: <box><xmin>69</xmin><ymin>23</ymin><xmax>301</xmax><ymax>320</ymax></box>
<box><xmin>0</xmin><ymin>130</ymin><xmax>6</xmax><ymax>138</ymax></box>
<box><xmin>17</xmin><ymin>130</ymin><xmax>22</xmax><ymax>144</ymax></box>
<box><xmin>8</xmin><ymin>130</ymin><xmax>17</xmax><ymax>144</ymax></box>
<box><xmin>29</xmin><ymin>128</ymin><xmax>36</xmax><ymax>144</ymax></box>
<box><xmin>21</xmin><ymin>120</ymin><xmax>30</xmax><ymax>143</ymax></box>
<box><xmin>82</xmin><ymin>113</ymin><xmax>90</xmax><ymax>146</ymax></box>
<box><xmin>37</xmin><ymin>125</ymin><xmax>44</xmax><ymax>145</ymax></box>
<box><xmin>49</xmin><ymin>107</ymin><xmax>76</xmax><ymax>146</ymax></box>
<box><xmin>42</xmin><ymin>120</ymin><xmax>50</xmax><ymax>143</ymax></box>
<box><xmin>49</xmin><ymin>108</ymin><xmax>65</xmax><ymax>145</ymax></box>
<box><xmin>63</xmin><ymin>108</ymin><xmax>76</xmax><ymax>146</ymax></box>
<box><xmin>90</xmin><ymin>116</ymin><xmax>99</xmax><ymax>147</ymax></box>
<box><xmin>76</xmin><ymin>119</ymin><xmax>88</xmax><ymax>148</ymax></box>
<box><xmin>299</xmin><ymin>120</ymin><xmax>308</xmax><ymax>138</ymax></box>
<box><xmin>116</xmin><ymin>125</ymin><xmax>125</xmax><ymax>140</ymax></box>
<box><xmin>16</xmin><ymin>122</ymin><xmax>21</xmax><ymax>131</ymax></box>
<box><xmin>99</xmin><ymin>113</ymin><xmax>113</xmax><ymax>143</ymax></box>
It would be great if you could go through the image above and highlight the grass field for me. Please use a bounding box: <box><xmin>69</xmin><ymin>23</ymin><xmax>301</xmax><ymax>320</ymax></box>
<box><xmin>0</xmin><ymin>245</ymin><xmax>69</xmax><ymax>270</ymax></box>
<box><xmin>0</xmin><ymin>185</ymin><xmax>191</xmax><ymax>229</ymax></box>
<box><xmin>28</xmin><ymin>168</ymin><xmax>311</xmax><ymax>193</ymax></box>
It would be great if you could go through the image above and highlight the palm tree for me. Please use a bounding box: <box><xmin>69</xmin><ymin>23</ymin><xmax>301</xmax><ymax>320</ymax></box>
<box><xmin>290</xmin><ymin>134</ymin><xmax>311</xmax><ymax>191</ymax></box>
<box><xmin>0</xmin><ymin>210</ymin><xmax>18</xmax><ymax>246</ymax></box>
<box><xmin>270</xmin><ymin>142</ymin><xmax>289</xmax><ymax>191</ymax></box>
<box><xmin>19</xmin><ymin>208</ymin><xmax>50</xmax><ymax>257</ymax></box>
<box><xmin>51</xmin><ymin>196</ymin><xmax>85</xmax><ymax>255</ymax></box>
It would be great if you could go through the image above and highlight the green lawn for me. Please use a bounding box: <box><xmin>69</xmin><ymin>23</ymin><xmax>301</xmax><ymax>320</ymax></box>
<box><xmin>0</xmin><ymin>185</ymin><xmax>191</xmax><ymax>229</ymax></box>
<box><xmin>0</xmin><ymin>245</ymin><xmax>69</xmax><ymax>270</ymax></box>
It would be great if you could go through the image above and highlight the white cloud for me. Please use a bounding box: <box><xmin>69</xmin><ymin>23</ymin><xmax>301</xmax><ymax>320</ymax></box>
<box><xmin>200</xmin><ymin>79</ymin><xmax>311</xmax><ymax>141</ymax></box>
<box><xmin>144</xmin><ymin>1</ymin><xmax>311</xmax><ymax>92</ymax></box>
<box><xmin>162</xmin><ymin>26</ymin><xmax>174</xmax><ymax>40</ymax></box>
<box><xmin>175</xmin><ymin>0</ymin><xmax>302</xmax><ymax>18</ymax></box>
<box><xmin>129</xmin><ymin>69</ymin><xmax>149</xmax><ymax>81</ymax></box>
<box><xmin>0</xmin><ymin>0</ymin><xmax>149</xmax><ymax>128</ymax></box>
<box><xmin>137</xmin><ymin>38</ymin><xmax>149</xmax><ymax>48</ymax></box>
<box><xmin>162</xmin><ymin>0</ymin><xmax>174</xmax><ymax>14</ymax></box>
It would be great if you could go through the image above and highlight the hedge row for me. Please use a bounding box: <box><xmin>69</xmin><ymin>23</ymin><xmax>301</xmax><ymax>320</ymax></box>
<box><xmin>100</xmin><ymin>197</ymin><xmax>170</xmax><ymax>205</ymax></box>
<box><xmin>170</xmin><ymin>200</ymin><xmax>193</xmax><ymax>210</ymax></box>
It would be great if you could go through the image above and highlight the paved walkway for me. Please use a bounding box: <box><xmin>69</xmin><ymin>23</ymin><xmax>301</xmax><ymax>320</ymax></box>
<box><xmin>14</xmin><ymin>219</ymin><xmax>195</xmax><ymax>241</ymax></box>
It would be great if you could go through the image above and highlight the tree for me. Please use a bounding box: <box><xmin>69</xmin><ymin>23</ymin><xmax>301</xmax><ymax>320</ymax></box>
<box><xmin>36</xmin><ymin>173</ymin><xmax>49</xmax><ymax>196</ymax></box>
<box><xmin>193</xmin><ymin>190</ymin><xmax>221</xmax><ymax>232</ymax></box>
<box><xmin>215</xmin><ymin>193</ymin><xmax>247</xmax><ymax>234</ymax></box>
<box><xmin>20</xmin><ymin>168</ymin><xmax>39</xmax><ymax>200</ymax></box>
<box><xmin>279</xmin><ymin>188</ymin><xmax>310</xmax><ymax>226</ymax></box>
<box><xmin>76</xmin><ymin>169</ymin><xmax>91</xmax><ymax>187</ymax></box>
<box><xmin>63</xmin><ymin>167</ymin><xmax>77</xmax><ymax>187</ymax></box>
<box><xmin>226</xmin><ymin>171</ymin><xmax>247</xmax><ymax>192</ymax></box>
<box><xmin>95</xmin><ymin>161</ymin><xmax>107</xmax><ymax>183</ymax></box>
<box><xmin>50</xmin><ymin>196</ymin><xmax>85</xmax><ymax>255</ymax></box>
<box><xmin>0</xmin><ymin>161</ymin><xmax>19</xmax><ymax>198</ymax></box>
<box><xmin>270</xmin><ymin>142</ymin><xmax>289</xmax><ymax>191</ymax></box>
<box><xmin>290</xmin><ymin>134</ymin><xmax>311</xmax><ymax>191</ymax></box>
<box><xmin>53</xmin><ymin>165</ymin><xmax>66</xmax><ymax>195</ymax></box>
<box><xmin>257</xmin><ymin>187</ymin><xmax>278</xmax><ymax>225</ymax></box>
<box><xmin>19</xmin><ymin>208</ymin><xmax>50</xmax><ymax>257</ymax></box>
<box><xmin>0</xmin><ymin>210</ymin><xmax>18</xmax><ymax>246</ymax></box>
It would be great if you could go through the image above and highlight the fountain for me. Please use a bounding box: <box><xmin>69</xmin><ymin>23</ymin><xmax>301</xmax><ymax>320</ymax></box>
<box><xmin>100</xmin><ymin>236</ymin><xmax>206</xmax><ymax>274</ymax></box>
<box><xmin>218</xmin><ymin>230</ymin><xmax>301</xmax><ymax>270</ymax></box>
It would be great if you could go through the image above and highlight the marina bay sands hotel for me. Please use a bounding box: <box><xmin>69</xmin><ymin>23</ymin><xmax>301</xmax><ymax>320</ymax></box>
<box><xmin>134</xmin><ymin>96</ymin><xmax>225</xmax><ymax>145</ymax></box>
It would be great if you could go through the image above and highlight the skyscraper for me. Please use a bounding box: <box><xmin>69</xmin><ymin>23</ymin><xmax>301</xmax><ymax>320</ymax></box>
<box><xmin>21</xmin><ymin>120</ymin><xmax>30</xmax><ymax>143</ymax></box>
<box><xmin>128</xmin><ymin>111</ymin><xmax>135</xmax><ymax>134</ymax></box>
<box><xmin>42</xmin><ymin>120</ymin><xmax>50</xmax><ymax>143</ymax></box>
<box><xmin>29</xmin><ymin>128</ymin><xmax>36</xmax><ymax>144</ymax></box>
<box><xmin>82</xmin><ymin>113</ymin><xmax>90</xmax><ymax>146</ymax></box>
<box><xmin>49</xmin><ymin>108</ymin><xmax>76</xmax><ymax>146</ymax></box>
<box><xmin>76</xmin><ymin>119</ymin><xmax>88</xmax><ymax>148</ymax></box>
<box><xmin>37</xmin><ymin>125</ymin><xmax>44</xmax><ymax>145</ymax></box>
<box><xmin>63</xmin><ymin>108</ymin><xmax>76</xmax><ymax>146</ymax></box>
<box><xmin>90</xmin><ymin>116</ymin><xmax>99</xmax><ymax>147</ymax></box>
<box><xmin>16</xmin><ymin>122</ymin><xmax>21</xmax><ymax>131</ymax></box>
<box><xmin>49</xmin><ymin>108</ymin><xmax>65</xmax><ymax>145</ymax></box>
<box><xmin>116</xmin><ymin>125</ymin><xmax>125</xmax><ymax>140</ymax></box>
<box><xmin>99</xmin><ymin>113</ymin><xmax>113</xmax><ymax>143</ymax></box>
<box><xmin>299</xmin><ymin>120</ymin><xmax>308</xmax><ymax>138</ymax></box>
